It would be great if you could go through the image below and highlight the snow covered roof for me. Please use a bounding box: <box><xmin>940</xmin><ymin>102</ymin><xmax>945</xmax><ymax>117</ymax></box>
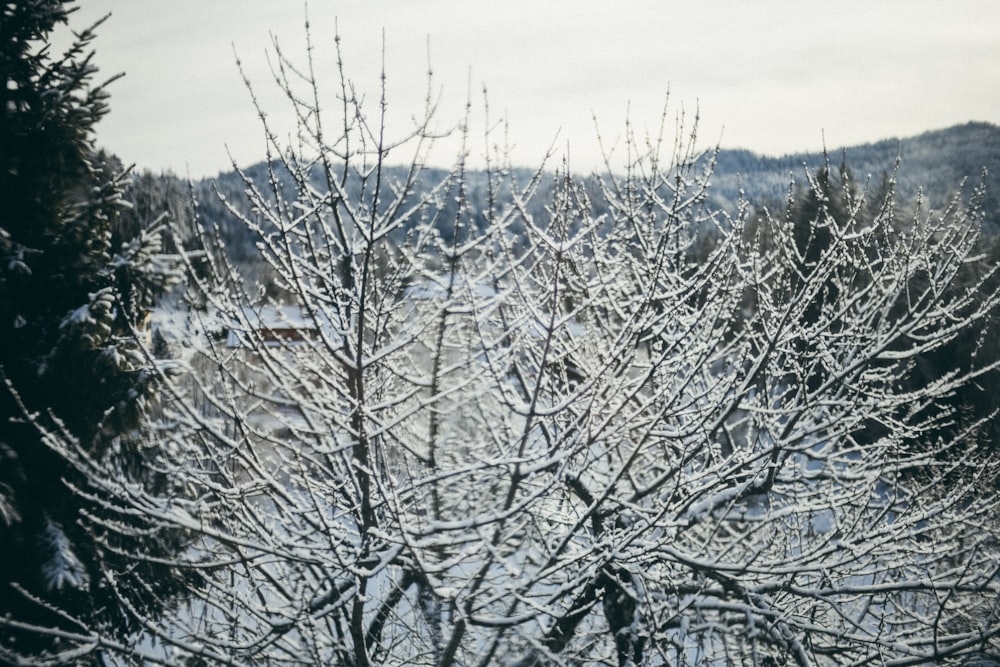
<box><xmin>403</xmin><ymin>274</ymin><xmax>499</xmax><ymax>301</ymax></box>
<box><xmin>226</xmin><ymin>305</ymin><xmax>330</xmax><ymax>348</ymax></box>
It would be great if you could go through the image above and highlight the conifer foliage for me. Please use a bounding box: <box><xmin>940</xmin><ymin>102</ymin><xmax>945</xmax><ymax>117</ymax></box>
<box><xmin>0</xmin><ymin>1</ymin><xmax>182</xmax><ymax>659</ymax></box>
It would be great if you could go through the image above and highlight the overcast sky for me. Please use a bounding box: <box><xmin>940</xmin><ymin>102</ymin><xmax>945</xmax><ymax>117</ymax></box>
<box><xmin>64</xmin><ymin>1</ymin><xmax>1000</xmax><ymax>177</ymax></box>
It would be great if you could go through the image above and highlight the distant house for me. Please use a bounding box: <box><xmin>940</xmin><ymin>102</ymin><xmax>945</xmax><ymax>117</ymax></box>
<box><xmin>226</xmin><ymin>305</ymin><xmax>326</xmax><ymax>348</ymax></box>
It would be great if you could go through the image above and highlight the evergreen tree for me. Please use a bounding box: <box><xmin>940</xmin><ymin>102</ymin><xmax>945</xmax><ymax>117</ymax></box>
<box><xmin>0</xmin><ymin>2</ymin><xmax>185</xmax><ymax>660</ymax></box>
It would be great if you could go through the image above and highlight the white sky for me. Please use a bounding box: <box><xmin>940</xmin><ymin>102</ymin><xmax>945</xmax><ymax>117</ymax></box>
<box><xmin>63</xmin><ymin>0</ymin><xmax>1000</xmax><ymax>177</ymax></box>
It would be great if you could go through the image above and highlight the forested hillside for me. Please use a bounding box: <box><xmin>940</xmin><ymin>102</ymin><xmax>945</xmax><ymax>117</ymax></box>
<box><xmin>126</xmin><ymin>122</ymin><xmax>1000</xmax><ymax>294</ymax></box>
<box><xmin>705</xmin><ymin>122</ymin><xmax>1000</xmax><ymax>225</ymax></box>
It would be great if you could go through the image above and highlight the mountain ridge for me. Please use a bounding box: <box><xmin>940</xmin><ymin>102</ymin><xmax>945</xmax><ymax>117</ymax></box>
<box><xmin>122</xmin><ymin>121</ymin><xmax>1000</xmax><ymax>271</ymax></box>
<box><xmin>220</xmin><ymin>121</ymin><xmax>1000</xmax><ymax>219</ymax></box>
<box><xmin>706</xmin><ymin>121</ymin><xmax>1000</xmax><ymax>218</ymax></box>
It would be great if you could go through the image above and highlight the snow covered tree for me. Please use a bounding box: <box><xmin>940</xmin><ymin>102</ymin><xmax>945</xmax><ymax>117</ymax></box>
<box><xmin>0</xmin><ymin>1</ymin><xmax>186</xmax><ymax>660</ymax></box>
<box><xmin>9</xmin><ymin>21</ymin><xmax>1000</xmax><ymax>666</ymax></box>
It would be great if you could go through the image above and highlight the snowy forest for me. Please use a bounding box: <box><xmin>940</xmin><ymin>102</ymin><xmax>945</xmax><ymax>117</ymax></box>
<box><xmin>3</xmin><ymin>3</ymin><xmax>1000</xmax><ymax>666</ymax></box>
